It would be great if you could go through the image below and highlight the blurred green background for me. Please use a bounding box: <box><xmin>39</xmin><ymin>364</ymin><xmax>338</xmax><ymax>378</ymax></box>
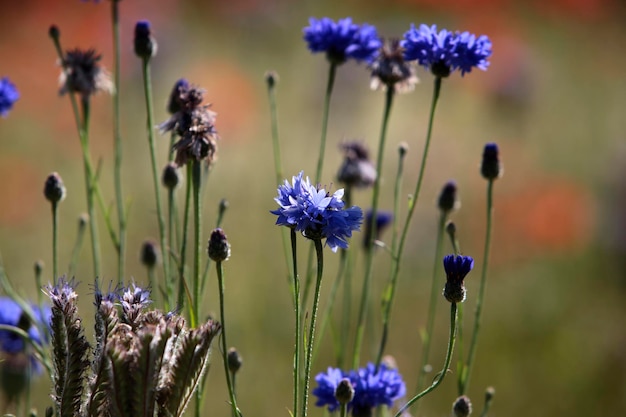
<box><xmin>1</xmin><ymin>0</ymin><xmax>626</xmax><ymax>415</ymax></box>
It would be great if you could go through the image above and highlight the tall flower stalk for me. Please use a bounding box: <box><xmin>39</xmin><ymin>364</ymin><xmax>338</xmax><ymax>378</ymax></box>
<box><xmin>136</xmin><ymin>21</ymin><xmax>172</xmax><ymax>307</ymax></box>
<box><xmin>111</xmin><ymin>0</ymin><xmax>127</xmax><ymax>284</ymax></box>
<box><xmin>460</xmin><ymin>143</ymin><xmax>501</xmax><ymax>395</ymax></box>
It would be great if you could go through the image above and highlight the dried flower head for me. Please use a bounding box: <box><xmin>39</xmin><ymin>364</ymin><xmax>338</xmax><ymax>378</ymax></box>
<box><xmin>272</xmin><ymin>171</ymin><xmax>363</xmax><ymax>252</ymax></box>
<box><xmin>303</xmin><ymin>17</ymin><xmax>381</xmax><ymax>64</ymax></box>
<box><xmin>44</xmin><ymin>172</ymin><xmax>66</xmax><ymax>204</ymax></box>
<box><xmin>402</xmin><ymin>24</ymin><xmax>492</xmax><ymax>77</ymax></box>
<box><xmin>336</xmin><ymin>142</ymin><xmax>376</xmax><ymax>188</ymax></box>
<box><xmin>159</xmin><ymin>83</ymin><xmax>219</xmax><ymax>166</ymax></box>
<box><xmin>443</xmin><ymin>254</ymin><xmax>474</xmax><ymax>303</ymax></box>
<box><xmin>59</xmin><ymin>48</ymin><xmax>114</xmax><ymax>99</ymax></box>
<box><xmin>0</xmin><ymin>77</ymin><xmax>19</xmax><ymax>117</ymax></box>
<box><xmin>370</xmin><ymin>39</ymin><xmax>418</xmax><ymax>94</ymax></box>
<box><xmin>167</xmin><ymin>78</ymin><xmax>190</xmax><ymax>114</ymax></box>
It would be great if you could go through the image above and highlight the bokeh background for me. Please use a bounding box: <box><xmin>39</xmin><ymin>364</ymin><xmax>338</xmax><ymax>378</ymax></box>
<box><xmin>1</xmin><ymin>0</ymin><xmax>626</xmax><ymax>415</ymax></box>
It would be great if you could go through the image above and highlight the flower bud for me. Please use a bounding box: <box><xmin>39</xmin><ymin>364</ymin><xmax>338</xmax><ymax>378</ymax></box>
<box><xmin>398</xmin><ymin>142</ymin><xmax>409</xmax><ymax>157</ymax></box>
<box><xmin>437</xmin><ymin>181</ymin><xmax>458</xmax><ymax>213</ymax></box>
<box><xmin>481</xmin><ymin>143</ymin><xmax>501</xmax><ymax>180</ymax></box>
<box><xmin>134</xmin><ymin>21</ymin><xmax>157</xmax><ymax>59</ymax></box>
<box><xmin>140</xmin><ymin>239</ymin><xmax>160</xmax><ymax>269</ymax></box>
<box><xmin>44</xmin><ymin>172</ymin><xmax>66</xmax><ymax>204</ymax></box>
<box><xmin>453</xmin><ymin>395</ymin><xmax>472</xmax><ymax>417</ymax></box>
<box><xmin>207</xmin><ymin>228</ymin><xmax>230</xmax><ymax>262</ymax></box>
<box><xmin>334</xmin><ymin>378</ymin><xmax>354</xmax><ymax>405</ymax></box>
<box><xmin>162</xmin><ymin>162</ymin><xmax>180</xmax><ymax>190</ymax></box>
<box><xmin>265</xmin><ymin>71</ymin><xmax>279</xmax><ymax>88</ymax></box>
<box><xmin>227</xmin><ymin>347</ymin><xmax>243</xmax><ymax>374</ymax></box>
<box><xmin>48</xmin><ymin>25</ymin><xmax>60</xmax><ymax>40</ymax></box>
<box><xmin>442</xmin><ymin>254</ymin><xmax>474</xmax><ymax>303</ymax></box>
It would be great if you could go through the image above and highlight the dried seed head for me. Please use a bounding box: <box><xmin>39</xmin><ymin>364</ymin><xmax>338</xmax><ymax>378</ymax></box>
<box><xmin>59</xmin><ymin>48</ymin><xmax>114</xmax><ymax>99</ymax></box>
<box><xmin>370</xmin><ymin>39</ymin><xmax>418</xmax><ymax>94</ymax></box>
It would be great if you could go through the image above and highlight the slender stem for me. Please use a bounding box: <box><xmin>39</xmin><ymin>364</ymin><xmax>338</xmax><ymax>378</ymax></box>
<box><xmin>201</xmin><ymin>197</ymin><xmax>223</xmax><ymax>295</ymax></box>
<box><xmin>414</xmin><ymin>212</ymin><xmax>447</xmax><ymax>388</ymax></box>
<box><xmin>353</xmin><ymin>87</ymin><xmax>395</xmax><ymax>368</ymax></box>
<box><xmin>267</xmin><ymin>71</ymin><xmax>293</xmax><ymax>293</ymax></box>
<box><xmin>456</xmin><ymin>302</ymin><xmax>464</xmax><ymax>396</ymax></box>
<box><xmin>168</xmin><ymin>188</ymin><xmax>176</xmax><ymax>290</ymax></box>
<box><xmin>140</xmin><ymin>57</ymin><xmax>171</xmax><ymax>307</ymax></box>
<box><xmin>147</xmin><ymin>267</ymin><xmax>156</xmax><ymax>297</ymax></box>
<box><xmin>111</xmin><ymin>0</ymin><xmax>127</xmax><ymax>285</ymax></box>
<box><xmin>177</xmin><ymin>164</ymin><xmax>193</xmax><ymax>310</ymax></box>
<box><xmin>394</xmin><ymin>302</ymin><xmax>458</xmax><ymax>417</ymax></box>
<box><xmin>373</xmin><ymin>143</ymin><xmax>407</xmax><ymax>368</ymax></box>
<box><xmin>68</xmin><ymin>216</ymin><xmax>87</xmax><ymax>278</ymax></box>
<box><xmin>81</xmin><ymin>98</ymin><xmax>102</xmax><ymax>278</ymax></box>
<box><xmin>51</xmin><ymin>202</ymin><xmax>58</xmax><ymax>281</ymax></box>
<box><xmin>191</xmin><ymin>160</ymin><xmax>202</xmax><ymax>327</ymax></box>
<box><xmin>301</xmin><ymin>239</ymin><xmax>324</xmax><ymax>417</ymax></box>
<box><xmin>302</xmin><ymin>62</ymin><xmax>337</xmax><ymax>309</ymax></box>
<box><xmin>460</xmin><ymin>179</ymin><xmax>494</xmax><ymax>395</ymax></box>
<box><xmin>290</xmin><ymin>229</ymin><xmax>300</xmax><ymax>417</ymax></box>
<box><xmin>339</xmin><ymin>403</ymin><xmax>347</xmax><ymax>417</ymax></box>
<box><xmin>372</xmin><ymin>77</ymin><xmax>442</xmax><ymax>368</ymax></box>
<box><xmin>217</xmin><ymin>261</ymin><xmax>243</xmax><ymax>417</ymax></box>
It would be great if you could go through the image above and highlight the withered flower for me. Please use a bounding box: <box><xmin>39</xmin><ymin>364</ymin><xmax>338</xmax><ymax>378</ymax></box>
<box><xmin>58</xmin><ymin>48</ymin><xmax>114</xmax><ymax>99</ymax></box>
<box><xmin>370</xmin><ymin>39</ymin><xmax>418</xmax><ymax>94</ymax></box>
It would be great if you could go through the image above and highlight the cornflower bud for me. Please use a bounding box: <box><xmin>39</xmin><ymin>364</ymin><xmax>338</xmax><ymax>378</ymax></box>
<box><xmin>438</xmin><ymin>180</ymin><xmax>458</xmax><ymax>213</ymax></box>
<box><xmin>162</xmin><ymin>162</ymin><xmax>180</xmax><ymax>190</ymax></box>
<box><xmin>334</xmin><ymin>378</ymin><xmax>355</xmax><ymax>405</ymax></box>
<box><xmin>227</xmin><ymin>347</ymin><xmax>243</xmax><ymax>374</ymax></box>
<box><xmin>44</xmin><ymin>172</ymin><xmax>66</xmax><ymax>204</ymax></box>
<box><xmin>134</xmin><ymin>20</ymin><xmax>157</xmax><ymax>59</ymax></box>
<box><xmin>481</xmin><ymin>143</ymin><xmax>502</xmax><ymax>180</ymax></box>
<box><xmin>453</xmin><ymin>395</ymin><xmax>472</xmax><ymax>417</ymax></box>
<box><xmin>208</xmin><ymin>228</ymin><xmax>230</xmax><ymax>262</ymax></box>
<box><xmin>140</xmin><ymin>239</ymin><xmax>160</xmax><ymax>269</ymax></box>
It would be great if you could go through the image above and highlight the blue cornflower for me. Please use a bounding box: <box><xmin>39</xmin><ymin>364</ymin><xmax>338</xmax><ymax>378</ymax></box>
<box><xmin>349</xmin><ymin>363</ymin><xmax>406</xmax><ymax>416</ymax></box>
<box><xmin>0</xmin><ymin>77</ymin><xmax>19</xmax><ymax>117</ymax></box>
<box><xmin>303</xmin><ymin>17</ymin><xmax>381</xmax><ymax>64</ymax></box>
<box><xmin>443</xmin><ymin>254</ymin><xmax>474</xmax><ymax>303</ymax></box>
<box><xmin>0</xmin><ymin>298</ymin><xmax>50</xmax><ymax>354</ymax></box>
<box><xmin>402</xmin><ymin>24</ymin><xmax>492</xmax><ymax>77</ymax></box>
<box><xmin>272</xmin><ymin>172</ymin><xmax>363</xmax><ymax>252</ymax></box>
<box><xmin>313</xmin><ymin>363</ymin><xmax>406</xmax><ymax>416</ymax></box>
<box><xmin>312</xmin><ymin>366</ymin><xmax>346</xmax><ymax>411</ymax></box>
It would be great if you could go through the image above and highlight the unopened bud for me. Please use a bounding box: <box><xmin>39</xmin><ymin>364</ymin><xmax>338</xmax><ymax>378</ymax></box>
<box><xmin>162</xmin><ymin>162</ymin><xmax>180</xmax><ymax>190</ymax></box>
<box><xmin>44</xmin><ymin>172</ymin><xmax>66</xmax><ymax>204</ymax></box>
<box><xmin>48</xmin><ymin>25</ymin><xmax>60</xmax><ymax>40</ymax></box>
<box><xmin>227</xmin><ymin>347</ymin><xmax>243</xmax><ymax>374</ymax></box>
<box><xmin>481</xmin><ymin>143</ymin><xmax>501</xmax><ymax>180</ymax></box>
<box><xmin>398</xmin><ymin>142</ymin><xmax>409</xmax><ymax>157</ymax></box>
<box><xmin>453</xmin><ymin>395</ymin><xmax>472</xmax><ymax>417</ymax></box>
<box><xmin>207</xmin><ymin>228</ymin><xmax>230</xmax><ymax>262</ymax></box>
<box><xmin>265</xmin><ymin>71</ymin><xmax>279</xmax><ymax>88</ymax></box>
<box><xmin>437</xmin><ymin>181</ymin><xmax>458</xmax><ymax>213</ymax></box>
<box><xmin>140</xmin><ymin>239</ymin><xmax>160</xmax><ymax>269</ymax></box>
<box><xmin>334</xmin><ymin>378</ymin><xmax>354</xmax><ymax>405</ymax></box>
<box><xmin>134</xmin><ymin>21</ymin><xmax>157</xmax><ymax>59</ymax></box>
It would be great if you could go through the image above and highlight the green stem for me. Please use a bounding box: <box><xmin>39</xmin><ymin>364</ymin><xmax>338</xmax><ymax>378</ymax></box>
<box><xmin>140</xmin><ymin>57</ymin><xmax>171</xmax><ymax>307</ymax></box>
<box><xmin>81</xmin><ymin>97</ymin><xmax>102</xmax><ymax>278</ymax></box>
<box><xmin>460</xmin><ymin>179</ymin><xmax>494</xmax><ymax>395</ymax></box>
<box><xmin>177</xmin><ymin>164</ymin><xmax>193</xmax><ymax>311</ymax></box>
<box><xmin>147</xmin><ymin>267</ymin><xmax>156</xmax><ymax>297</ymax></box>
<box><xmin>372</xmin><ymin>77</ymin><xmax>442</xmax><ymax>367</ymax></box>
<box><xmin>217</xmin><ymin>261</ymin><xmax>243</xmax><ymax>417</ymax></box>
<box><xmin>302</xmin><ymin>62</ymin><xmax>337</xmax><ymax>309</ymax></box>
<box><xmin>456</xmin><ymin>302</ymin><xmax>464</xmax><ymax>396</ymax></box>
<box><xmin>191</xmin><ymin>160</ymin><xmax>202</xmax><ymax>327</ymax></box>
<box><xmin>394</xmin><ymin>302</ymin><xmax>458</xmax><ymax>417</ymax></box>
<box><xmin>111</xmin><ymin>0</ymin><xmax>127</xmax><ymax>285</ymax></box>
<box><xmin>68</xmin><ymin>215</ymin><xmax>87</xmax><ymax>278</ymax></box>
<box><xmin>301</xmin><ymin>239</ymin><xmax>324</xmax><ymax>417</ymax></box>
<box><xmin>290</xmin><ymin>229</ymin><xmax>300</xmax><ymax>417</ymax></box>
<box><xmin>51</xmin><ymin>202</ymin><xmax>58</xmax><ymax>282</ymax></box>
<box><xmin>339</xmin><ymin>403</ymin><xmax>347</xmax><ymax>417</ymax></box>
<box><xmin>373</xmin><ymin>143</ymin><xmax>407</xmax><ymax>368</ymax></box>
<box><xmin>414</xmin><ymin>212</ymin><xmax>447</xmax><ymax>389</ymax></box>
<box><xmin>168</xmin><ymin>188</ymin><xmax>176</xmax><ymax>290</ymax></box>
<box><xmin>353</xmin><ymin>87</ymin><xmax>395</xmax><ymax>368</ymax></box>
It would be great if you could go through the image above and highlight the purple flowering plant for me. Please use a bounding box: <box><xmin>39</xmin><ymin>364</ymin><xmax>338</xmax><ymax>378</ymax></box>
<box><xmin>0</xmin><ymin>4</ymin><xmax>502</xmax><ymax>417</ymax></box>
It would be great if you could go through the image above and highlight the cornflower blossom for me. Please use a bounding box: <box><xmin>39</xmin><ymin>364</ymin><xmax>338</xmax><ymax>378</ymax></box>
<box><xmin>0</xmin><ymin>297</ymin><xmax>50</xmax><ymax>356</ymax></box>
<box><xmin>0</xmin><ymin>77</ymin><xmax>19</xmax><ymax>117</ymax></box>
<box><xmin>442</xmin><ymin>254</ymin><xmax>474</xmax><ymax>303</ymax></box>
<box><xmin>272</xmin><ymin>171</ymin><xmax>363</xmax><ymax>252</ymax></box>
<box><xmin>304</xmin><ymin>17</ymin><xmax>382</xmax><ymax>64</ymax></box>
<box><xmin>402</xmin><ymin>24</ymin><xmax>492</xmax><ymax>77</ymax></box>
<box><xmin>313</xmin><ymin>363</ymin><xmax>406</xmax><ymax>416</ymax></box>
